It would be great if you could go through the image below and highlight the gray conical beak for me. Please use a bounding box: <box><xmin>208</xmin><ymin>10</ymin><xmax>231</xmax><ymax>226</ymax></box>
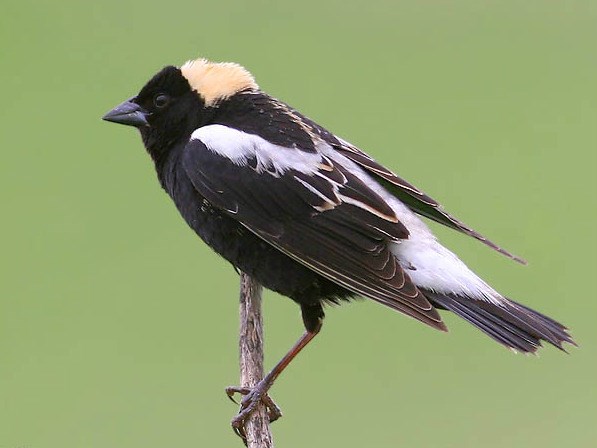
<box><xmin>102</xmin><ymin>98</ymin><xmax>149</xmax><ymax>127</ymax></box>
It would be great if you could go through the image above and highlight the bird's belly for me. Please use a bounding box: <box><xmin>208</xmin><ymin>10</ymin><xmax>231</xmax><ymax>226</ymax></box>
<box><xmin>169</xmin><ymin>176</ymin><xmax>351</xmax><ymax>305</ymax></box>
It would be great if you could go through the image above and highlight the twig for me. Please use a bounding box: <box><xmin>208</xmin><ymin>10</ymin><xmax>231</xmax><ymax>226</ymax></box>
<box><xmin>237</xmin><ymin>272</ymin><xmax>274</xmax><ymax>447</ymax></box>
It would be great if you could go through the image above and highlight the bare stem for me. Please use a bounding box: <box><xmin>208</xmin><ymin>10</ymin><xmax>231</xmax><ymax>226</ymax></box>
<box><xmin>237</xmin><ymin>272</ymin><xmax>274</xmax><ymax>447</ymax></box>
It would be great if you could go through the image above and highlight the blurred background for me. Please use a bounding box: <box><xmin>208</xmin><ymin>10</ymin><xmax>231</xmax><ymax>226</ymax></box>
<box><xmin>1</xmin><ymin>1</ymin><xmax>596</xmax><ymax>447</ymax></box>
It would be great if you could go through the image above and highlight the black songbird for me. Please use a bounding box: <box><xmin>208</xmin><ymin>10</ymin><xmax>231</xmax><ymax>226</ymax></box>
<box><xmin>103</xmin><ymin>57</ymin><xmax>574</xmax><ymax>433</ymax></box>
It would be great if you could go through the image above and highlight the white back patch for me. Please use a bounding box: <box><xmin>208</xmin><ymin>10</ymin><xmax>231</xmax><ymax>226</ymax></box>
<box><xmin>191</xmin><ymin>125</ymin><xmax>322</xmax><ymax>176</ymax></box>
<box><xmin>321</xmin><ymin>145</ymin><xmax>504</xmax><ymax>304</ymax></box>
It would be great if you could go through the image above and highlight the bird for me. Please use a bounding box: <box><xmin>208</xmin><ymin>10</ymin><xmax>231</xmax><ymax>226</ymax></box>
<box><xmin>103</xmin><ymin>57</ymin><xmax>575</xmax><ymax>436</ymax></box>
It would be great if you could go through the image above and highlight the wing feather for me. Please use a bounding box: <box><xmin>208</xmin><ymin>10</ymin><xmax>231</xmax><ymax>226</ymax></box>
<box><xmin>286</xmin><ymin>106</ymin><xmax>526</xmax><ymax>264</ymax></box>
<box><xmin>334</xmin><ymin>142</ymin><xmax>527</xmax><ymax>264</ymax></box>
<box><xmin>182</xmin><ymin>130</ymin><xmax>446</xmax><ymax>331</ymax></box>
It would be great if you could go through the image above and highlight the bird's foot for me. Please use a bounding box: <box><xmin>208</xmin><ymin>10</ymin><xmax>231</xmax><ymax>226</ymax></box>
<box><xmin>225</xmin><ymin>384</ymin><xmax>283</xmax><ymax>440</ymax></box>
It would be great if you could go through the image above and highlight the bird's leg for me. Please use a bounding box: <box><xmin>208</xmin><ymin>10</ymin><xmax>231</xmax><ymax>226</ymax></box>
<box><xmin>226</xmin><ymin>323</ymin><xmax>321</xmax><ymax>439</ymax></box>
<box><xmin>225</xmin><ymin>386</ymin><xmax>282</xmax><ymax>424</ymax></box>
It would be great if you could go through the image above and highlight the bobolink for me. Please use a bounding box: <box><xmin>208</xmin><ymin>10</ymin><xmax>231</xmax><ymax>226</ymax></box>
<box><xmin>103</xmin><ymin>57</ymin><xmax>574</xmax><ymax>431</ymax></box>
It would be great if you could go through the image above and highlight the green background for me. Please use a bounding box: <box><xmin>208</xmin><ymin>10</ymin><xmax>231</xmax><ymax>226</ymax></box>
<box><xmin>2</xmin><ymin>1</ymin><xmax>596</xmax><ymax>447</ymax></box>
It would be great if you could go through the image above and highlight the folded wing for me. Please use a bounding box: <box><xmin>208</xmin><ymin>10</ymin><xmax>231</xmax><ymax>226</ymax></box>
<box><xmin>289</xmin><ymin>107</ymin><xmax>526</xmax><ymax>264</ymax></box>
<box><xmin>183</xmin><ymin>125</ymin><xmax>446</xmax><ymax>331</ymax></box>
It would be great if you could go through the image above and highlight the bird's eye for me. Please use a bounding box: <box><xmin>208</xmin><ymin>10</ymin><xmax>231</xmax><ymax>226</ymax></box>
<box><xmin>153</xmin><ymin>93</ymin><xmax>171</xmax><ymax>109</ymax></box>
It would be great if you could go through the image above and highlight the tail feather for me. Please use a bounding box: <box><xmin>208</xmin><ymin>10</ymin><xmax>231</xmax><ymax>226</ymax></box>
<box><xmin>424</xmin><ymin>290</ymin><xmax>575</xmax><ymax>353</ymax></box>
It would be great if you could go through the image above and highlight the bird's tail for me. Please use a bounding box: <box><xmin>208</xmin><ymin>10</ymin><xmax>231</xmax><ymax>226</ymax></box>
<box><xmin>424</xmin><ymin>291</ymin><xmax>575</xmax><ymax>353</ymax></box>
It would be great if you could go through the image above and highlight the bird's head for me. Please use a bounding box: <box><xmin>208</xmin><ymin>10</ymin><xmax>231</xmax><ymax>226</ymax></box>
<box><xmin>102</xmin><ymin>58</ymin><xmax>258</xmax><ymax>159</ymax></box>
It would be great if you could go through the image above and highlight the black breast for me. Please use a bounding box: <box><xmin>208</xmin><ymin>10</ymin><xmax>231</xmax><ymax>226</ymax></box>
<box><xmin>156</xmin><ymin>145</ymin><xmax>353</xmax><ymax>308</ymax></box>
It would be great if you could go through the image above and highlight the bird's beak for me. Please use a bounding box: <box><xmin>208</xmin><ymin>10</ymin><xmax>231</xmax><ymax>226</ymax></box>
<box><xmin>102</xmin><ymin>97</ymin><xmax>149</xmax><ymax>128</ymax></box>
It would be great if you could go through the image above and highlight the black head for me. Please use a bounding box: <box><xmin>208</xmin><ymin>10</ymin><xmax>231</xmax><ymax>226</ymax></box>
<box><xmin>103</xmin><ymin>59</ymin><xmax>259</xmax><ymax>162</ymax></box>
<box><xmin>102</xmin><ymin>66</ymin><xmax>207</xmax><ymax>161</ymax></box>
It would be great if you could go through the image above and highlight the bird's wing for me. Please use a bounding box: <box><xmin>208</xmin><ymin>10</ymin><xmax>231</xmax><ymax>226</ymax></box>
<box><xmin>288</xmin><ymin>109</ymin><xmax>525</xmax><ymax>264</ymax></box>
<box><xmin>332</xmin><ymin>139</ymin><xmax>527</xmax><ymax>264</ymax></box>
<box><xmin>335</xmin><ymin>139</ymin><xmax>526</xmax><ymax>264</ymax></box>
<box><xmin>183</xmin><ymin>125</ymin><xmax>446</xmax><ymax>331</ymax></box>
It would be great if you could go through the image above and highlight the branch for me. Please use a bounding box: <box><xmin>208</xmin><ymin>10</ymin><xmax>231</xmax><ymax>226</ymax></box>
<box><xmin>237</xmin><ymin>272</ymin><xmax>274</xmax><ymax>447</ymax></box>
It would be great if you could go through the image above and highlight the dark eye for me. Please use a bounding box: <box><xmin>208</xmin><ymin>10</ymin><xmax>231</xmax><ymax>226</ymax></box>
<box><xmin>153</xmin><ymin>93</ymin><xmax>171</xmax><ymax>108</ymax></box>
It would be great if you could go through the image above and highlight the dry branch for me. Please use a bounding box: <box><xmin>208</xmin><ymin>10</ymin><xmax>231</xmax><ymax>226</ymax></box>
<box><xmin>236</xmin><ymin>273</ymin><xmax>274</xmax><ymax>447</ymax></box>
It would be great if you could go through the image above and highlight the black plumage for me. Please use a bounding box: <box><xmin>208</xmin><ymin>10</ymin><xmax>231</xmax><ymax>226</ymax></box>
<box><xmin>102</xmin><ymin>59</ymin><xmax>575</xmax><ymax>436</ymax></box>
<box><xmin>426</xmin><ymin>291</ymin><xmax>572</xmax><ymax>353</ymax></box>
<box><xmin>183</xmin><ymin>139</ymin><xmax>442</xmax><ymax>329</ymax></box>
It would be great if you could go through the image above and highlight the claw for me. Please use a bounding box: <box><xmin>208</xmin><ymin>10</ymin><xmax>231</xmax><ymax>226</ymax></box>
<box><xmin>225</xmin><ymin>386</ymin><xmax>251</xmax><ymax>405</ymax></box>
<box><xmin>262</xmin><ymin>395</ymin><xmax>282</xmax><ymax>423</ymax></box>
<box><xmin>224</xmin><ymin>384</ymin><xmax>283</xmax><ymax>440</ymax></box>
